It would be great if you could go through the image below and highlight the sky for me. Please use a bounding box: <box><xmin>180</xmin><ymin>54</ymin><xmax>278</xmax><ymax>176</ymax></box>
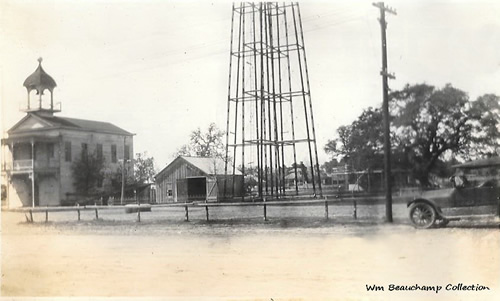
<box><xmin>1</xmin><ymin>0</ymin><xmax>500</xmax><ymax>171</ymax></box>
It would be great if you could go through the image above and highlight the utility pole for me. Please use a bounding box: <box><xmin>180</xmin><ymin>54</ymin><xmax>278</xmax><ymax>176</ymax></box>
<box><xmin>120</xmin><ymin>136</ymin><xmax>127</xmax><ymax>205</ymax></box>
<box><xmin>373</xmin><ymin>2</ymin><xmax>396</xmax><ymax>223</ymax></box>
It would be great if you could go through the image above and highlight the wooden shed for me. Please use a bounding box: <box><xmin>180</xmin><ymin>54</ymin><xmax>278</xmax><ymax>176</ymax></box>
<box><xmin>155</xmin><ymin>156</ymin><xmax>243</xmax><ymax>203</ymax></box>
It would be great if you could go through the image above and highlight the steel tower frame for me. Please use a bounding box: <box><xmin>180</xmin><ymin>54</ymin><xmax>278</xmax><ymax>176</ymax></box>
<box><xmin>224</xmin><ymin>2</ymin><xmax>322</xmax><ymax>200</ymax></box>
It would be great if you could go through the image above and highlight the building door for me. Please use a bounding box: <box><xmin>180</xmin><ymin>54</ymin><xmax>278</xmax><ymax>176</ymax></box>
<box><xmin>206</xmin><ymin>177</ymin><xmax>218</xmax><ymax>202</ymax></box>
<box><xmin>34</xmin><ymin>182</ymin><xmax>40</xmax><ymax>206</ymax></box>
<box><xmin>187</xmin><ymin>177</ymin><xmax>206</xmax><ymax>201</ymax></box>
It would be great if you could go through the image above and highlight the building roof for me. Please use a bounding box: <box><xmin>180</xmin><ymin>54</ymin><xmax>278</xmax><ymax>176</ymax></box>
<box><xmin>181</xmin><ymin>156</ymin><xmax>234</xmax><ymax>175</ymax></box>
<box><xmin>8</xmin><ymin>113</ymin><xmax>133</xmax><ymax>136</ymax></box>
<box><xmin>156</xmin><ymin>156</ymin><xmax>241</xmax><ymax>179</ymax></box>
<box><xmin>46</xmin><ymin>116</ymin><xmax>132</xmax><ymax>135</ymax></box>
<box><xmin>23</xmin><ymin>58</ymin><xmax>57</xmax><ymax>93</ymax></box>
<box><xmin>453</xmin><ymin>157</ymin><xmax>500</xmax><ymax>169</ymax></box>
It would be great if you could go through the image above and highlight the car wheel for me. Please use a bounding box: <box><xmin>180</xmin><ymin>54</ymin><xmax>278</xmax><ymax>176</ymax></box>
<box><xmin>409</xmin><ymin>202</ymin><xmax>437</xmax><ymax>229</ymax></box>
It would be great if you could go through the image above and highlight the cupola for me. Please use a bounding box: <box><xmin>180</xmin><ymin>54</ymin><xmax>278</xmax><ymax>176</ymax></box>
<box><xmin>22</xmin><ymin>58</ymin><xmax>60</xmax><ymax>115</ymax></box>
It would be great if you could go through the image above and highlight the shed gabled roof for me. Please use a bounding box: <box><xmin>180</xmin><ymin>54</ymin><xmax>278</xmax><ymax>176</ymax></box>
<box><xmin>181</xmin><ymin>156</ymin><xmax>230</xmax><ymax>175</ymax></box>
<box><xmin>8</xmin><ymin>113</ymin><xmax>133</xmax><ymax>136</ymax></box>
<box><xmin>156</xmin><ymin>156</ymin><xmax>241</xmax><ymax>179</ymax></box>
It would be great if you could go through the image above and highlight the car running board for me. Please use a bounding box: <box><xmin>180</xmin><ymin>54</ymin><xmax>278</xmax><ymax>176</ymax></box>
<box><xmin>441</xmin><ymin>214</ymin><xmax>498</xmax><ymax>221</ymax></box>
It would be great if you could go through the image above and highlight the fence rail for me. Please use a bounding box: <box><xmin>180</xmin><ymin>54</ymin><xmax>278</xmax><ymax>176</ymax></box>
<box><xmin>6</xmin><ymin>195</ymin><xmax>402</xmax><ymax>223</ymax></box>
<box><xmin>9</xmin><ymin>195</ymin><xmax>500</xmax><ymax>224</ymax></box>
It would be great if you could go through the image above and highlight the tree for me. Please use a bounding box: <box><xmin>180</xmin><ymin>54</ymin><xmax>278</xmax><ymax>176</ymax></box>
<box><xmin>238</xmin><ymin>165</ymin><xmax>258</xmax><ymax>193</ymax></box>
<box><xmin>466</xmin><ymin>94</ymin><xmax>500</xmax><ymax>159</ymax></box>
<box><xmin>134</xmin><ymin>152</ymin><xmax>156</xmax><ymax>184</ymax></box>
<box><xmin>175</xmin><ymin>123</ymin><xmax>226</xmax><ymax>159</ymax></box>
<box><xmin>325</xmin><ymin>83</ymin><xmax>500</xmax><ymax>187</ymax></box>
<box><xmin>324</xmin><ymin>107</ymin><xmax>385</xmax><ymax>171</ymax></box>
<box><xmin>72</xmin><ymin>150</ymin><xmax>105</xmax><ymax>195</ymax></box>
<box><xmin>291</xmin><ymin>161</ymin><xmax>311</xmax><ymax>183</ymax></box>
<box><xmin>110</xmin><ymin>162</ymin><xmax>134</xmax><ymax>191</ymax></box>
<box><xmin>390</xmin><ymin>83</ymin><xmax>498</xmax><ymax>186</ymax></box>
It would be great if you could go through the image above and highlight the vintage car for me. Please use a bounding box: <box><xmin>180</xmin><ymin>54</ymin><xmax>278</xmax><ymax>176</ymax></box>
<box><xmin>407</xmin><ymin>176</ymin><xmax>500</xmax><ymax>228</ymax></box>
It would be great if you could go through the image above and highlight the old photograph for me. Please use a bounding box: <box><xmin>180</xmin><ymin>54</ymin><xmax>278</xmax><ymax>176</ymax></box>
<box><xmin>1</xmin><ymin>0</ymin><xmax>499</xmax><ymax>300</ymax></box>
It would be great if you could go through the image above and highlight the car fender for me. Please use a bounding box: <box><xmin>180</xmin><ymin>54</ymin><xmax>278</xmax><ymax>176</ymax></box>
<box><xmin>407</xmin><ymin>198</ymin><xmax>444</xmax><ymax>217</ymax></box>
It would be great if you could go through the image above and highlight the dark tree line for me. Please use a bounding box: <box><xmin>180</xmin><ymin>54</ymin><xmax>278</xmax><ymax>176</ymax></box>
<box><xmin>324</xmin><ymin>83</ymin><xmax>500</xmax><ymax>187</ymax></box>
<box><xmin>72</xmin><ymin>150</ymin><xmax>156</xmax><ymax>196</ymax></box>
<box><xmin>71</xmin><ymin>150</ymin><xmax>105</xmax><ymax>195</ymax></box>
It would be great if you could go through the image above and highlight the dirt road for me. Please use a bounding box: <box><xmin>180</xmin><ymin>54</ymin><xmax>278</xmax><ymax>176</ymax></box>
<box><xmin>1</xmin><ymin>208</ymin><xmax>499</xmax><ymax>300</ymax></box>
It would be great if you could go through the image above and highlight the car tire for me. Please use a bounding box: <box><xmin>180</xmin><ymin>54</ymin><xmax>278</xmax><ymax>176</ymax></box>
<box><xmin>409</xmin><ymin>202</ymin><xmax>437</xmax><ymax>229</ymax></box>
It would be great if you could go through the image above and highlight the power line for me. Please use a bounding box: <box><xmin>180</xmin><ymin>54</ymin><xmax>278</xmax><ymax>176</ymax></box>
<box><xmin>95</xmin><ymin>6</ymin><xmax>375</xmax><ymax>81</ymax></box>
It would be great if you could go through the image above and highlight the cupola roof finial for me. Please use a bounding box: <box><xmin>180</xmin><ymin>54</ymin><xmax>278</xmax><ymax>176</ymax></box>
<box><xmin>23</xmin><ymin>57</ymin><xmax>57</xmax><ymax>94</ymax></box>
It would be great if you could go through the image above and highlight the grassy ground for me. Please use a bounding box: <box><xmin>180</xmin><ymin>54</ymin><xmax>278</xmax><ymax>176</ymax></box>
<box><xmin>1</xmin><ymin>204</ymin><xmax>499</xmax><ymax>300</ymax></box>
<box><xmin>8</xmin><ymin>202</ymin><xmax>408</xmax><ymax>224</ymax></box>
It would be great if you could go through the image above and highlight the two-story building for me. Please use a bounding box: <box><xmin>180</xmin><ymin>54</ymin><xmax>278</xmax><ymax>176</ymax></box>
<box><xmin>1</xmin><ymin>58</ymin><xmax>133</xmax><ymax>208</ymax></box>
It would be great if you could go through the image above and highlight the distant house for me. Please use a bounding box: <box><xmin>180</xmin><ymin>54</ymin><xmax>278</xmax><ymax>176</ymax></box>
<box><xmin>155</xmin><ymin>156</ymin><xmax>243</xmax><ymax>203</ymax></box>
<box><xmin>1</xmin><ymin>59</ymin><xmax>133</xmax><ymax>208</ymax></box>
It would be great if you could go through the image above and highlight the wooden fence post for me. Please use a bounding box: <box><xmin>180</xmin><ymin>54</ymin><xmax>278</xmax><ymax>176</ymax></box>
<box><xmin>324</xmin><ymin>197</ymin><xmax>329</xmax><ymax>220</ymax></box>
<box><xmin>95</xmin><ymin>208</ymin><xmax>99</xmax><ymax>220</ymax></box>
<box><xmin>77</xmin><ymin>209</ymin><xmax>81</xmax><ymax>221</ymax></box>
<box><xmin>263</xmin><ymin>198</ymin><xmax>267</xmax><ymax>221</ymax></box>
<box><xmin>29</xmin><ymin>210</ymin><xmax>33</xmax><ymax>223</ymax></box>
<box><xmin>137</xmin><ymin>207</ymin><xmax>141</xmax><ymax>222</ymax></box>
<box><xmin>45</xmin><ymin>210</ymin><xmax>48</xmax><ymax>223</ymax></box>
<box><xmin>184</xmin><ymin>205</ymin><xmax>189</xmax><ymax>222</ymax></box>
<box><xmin>353</xmin><ymin>201</ymin><xmax>357</xmax><ymax>219</ymax></box>
<box><xmin>497</xmin><ymin>197</ymin><xmax>500</xmax><ymax>218</ymax></box>
<box><xmin>205</xmin><ymin>206</ymin><xmax>209</xmax><ymax>221</ymax></box>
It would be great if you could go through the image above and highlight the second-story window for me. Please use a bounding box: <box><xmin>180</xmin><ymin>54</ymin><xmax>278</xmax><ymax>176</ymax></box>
<box><xmin>13</xmin><ymin>146</ymin><xmax>19</xmax><ymax>161</ymax></box>
<box><xmin>65</xmin><ymin>142</ymin><xmax>72</xmax><ymax>162</ymax></box>
<box><xmin>124</xmin><ymin>145</ymin><xmax>130</xmax><ymax>161</ymax></box>
<box><xmin>13</xmin><ymin>144</ymin><xmax>33</xmax><ymax>160</ymax></box>
<box><xmin>96</xmin><ymin>144</ymin><xmax>103</xmax><ymax>161</ymax></box>
<box><xmin>111</xmin><ymin>144</ymin><xmax>117</xmax><ymax>163</ymax></box>
<box><xmin>81</xmin><ymin>143</ymin><xmax>88</xmax><ymax>156</ymax></box>
<box><xmin>47</xmin><ymin>143</ymin><xmax>55</xmax><ymax>158</ymax></box>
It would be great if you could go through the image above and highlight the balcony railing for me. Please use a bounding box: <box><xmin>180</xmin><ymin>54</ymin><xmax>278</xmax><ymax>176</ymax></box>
<box><xmin>13</xmin><ymin>160</ymin><xmax>32</xmax><ymax>170</ymax></box>
<box><xmin>3</xmin><ymin>159</ymin><xmax>59</xmax><ymax>172</ymax></box>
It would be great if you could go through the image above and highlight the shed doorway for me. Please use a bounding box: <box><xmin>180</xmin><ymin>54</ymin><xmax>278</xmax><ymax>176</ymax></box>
<box><xmin>187</xmin><ymin>177</ymin><xmax>206</xmax><ymax>201</ymax></box>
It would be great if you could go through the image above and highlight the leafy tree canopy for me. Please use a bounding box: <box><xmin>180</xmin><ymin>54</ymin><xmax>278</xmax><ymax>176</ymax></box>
<box><xmin>71</xmin><ymin>150</ymin><xmax>105</xmax><ymax>195</ymax></box>
<box><xmin>325</xmin><ymin>83</ymin><xmax>500</xmax><ymax>187</ymax></box>
<box><xmin>175</xmin><ymin>123</ymin><xmax>226</xmax><ymax>159</ymax></box>
<box><xmin>324</xmin><ymin>107</ymin><xmax>385</xmax><ymax>171</ymax></box>
<box><xmin>134</xmin><ymin>152</ymin><xmax>157</xmax><ymax>184</ymax></box>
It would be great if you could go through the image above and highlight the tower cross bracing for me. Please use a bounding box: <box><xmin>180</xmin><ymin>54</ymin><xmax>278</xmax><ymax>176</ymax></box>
<box><xmin>224</xmin><ymin>2</ymin><xmax>322</xmax><ymax>200</ymax></box>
